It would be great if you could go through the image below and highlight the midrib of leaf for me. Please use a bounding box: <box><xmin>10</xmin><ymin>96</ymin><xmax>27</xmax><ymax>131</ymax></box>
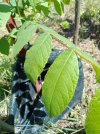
<box><xmin>37</xmin><ymin>34</ymin><xmax>51</xmax><ymax>66</ymax></box>
<box><xmin>37</xmin><ymin>33</ymin><xmax>49</xmax><ymax>47</ymax></box>
<box><xmin>65</xmin><ymin>70</ymin><xmax>74</xmax><ymax>93</ymax></box>
<box><xmin>49</xmin><ymin>49</ymin><xmax>74</xmax><ymax>115</ymax></box>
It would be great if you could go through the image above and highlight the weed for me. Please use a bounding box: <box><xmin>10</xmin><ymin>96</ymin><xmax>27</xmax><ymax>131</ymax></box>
<box><xmin>0</xmin><ymin>54</ymin><xmax>12</xmax><ymax>100</ymax></box>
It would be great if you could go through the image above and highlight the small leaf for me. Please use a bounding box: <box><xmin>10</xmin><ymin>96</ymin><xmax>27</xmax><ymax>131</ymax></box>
<box><xmin>24</xmin><ymin>33</ymin><xmax>52</xmax><ymax>83</ymax></box>
<box><xmin>0</xmin><ymin>2</ymin><xmax>11</xmax><ymax>27</ymax></box>
<box><xmin>42</xmin><ymin>48</ymin><xmax>79</xmax><ymax>117</ymax></box>
<box><xmin>0</xmin><ymin>37</ymin><xmax>9</xmax><ymax>55</ymax></box>
<box><xmin>40</xmin><ymin>2</ymin><xmax>50</xmax><ymax>16</ymax></box>
<box><xmin>85</xmin><ymin>87</ymin><xmax>100</xmax><ymax>134</ymax></box>
<box><xmin>10</xmin><ymin>28</ymin><xmax>18</xmax><ymax>38</ymax></box>
<box><xmin>93</xmin><ymin>65</ymin><xmax>100</xmax><ymax>82</ymax></box>
<box><xmin>9</xmin><ymin>0</ymin><xmax>25</xmax><ymax>8</ymax></box>
<box><xmin>13</xmin><ymin>21</ymin><xmax>37</xmax><ymax>57</ymax></box>
<box><xmin>63</xmin><ymin>0</ymin><xmax>71</xmax><ymax>4</ymax></box>
<box><xmin>29</xmin><ymin>0</ymin><xmax>38</xmax><ymax>9</ymax></box>
<box><xmin>54</xmin><ymin>0</ymin><xmax>64</xmax><ymax>15</ymax></box>
<box><xmin>36</xmin><ymin>2</ymin><xmax>49</xmax><ymax>16</ymax></box>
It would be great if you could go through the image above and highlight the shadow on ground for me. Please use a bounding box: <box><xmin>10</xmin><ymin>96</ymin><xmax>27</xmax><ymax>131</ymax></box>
<box><xmin>59</xmin><ymin>18</ymin><xmax>100</xmax><ymax>49</ymax></box>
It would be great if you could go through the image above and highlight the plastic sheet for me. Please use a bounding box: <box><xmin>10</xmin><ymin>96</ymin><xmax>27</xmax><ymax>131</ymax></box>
<box><xmin>7</xmin><ymin>47</ymin><xmax>84</xmax><ymax>134</ymax></box>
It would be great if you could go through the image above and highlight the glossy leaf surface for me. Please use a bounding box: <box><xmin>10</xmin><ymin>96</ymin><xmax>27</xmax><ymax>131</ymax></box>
<box><xmin>42</xmin><ymin>48</ymin><xmax>79</xmax><ymax>117</ymax></box>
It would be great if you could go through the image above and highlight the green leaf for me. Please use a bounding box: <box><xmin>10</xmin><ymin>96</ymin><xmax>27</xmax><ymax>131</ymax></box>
<box><xmin>0</xmin><ymin>37</ymin><xmax>9</xmax><ymax>55</ymax></box>
<box><xmin>60</xmin><ymin>21</ymin><xmax>70</xmax><ymax>29</ymax></box>
<box><xmin>85</xmin><ymin>87</ymin><xmax>100</xmax><ymax>134</ymax></box>
<box><xmin>29</xmin><ymin>0</ymin><xmax>38</xmax><ymax>9</ymax></box>
<box><xmin>10</xmin><ymin>28</ymin><xmax>18</xmax><ymax>38</ymax></box>
<box><xmin>38</xmin><ymin>24</ymin><xmax>100</xmax><ymax>82</ymax></box>
<box><xmin>42</xmin><ymin>48</ymin><xmax>79</xmax><ymax>117</ymax></box>
<box><xmin>63</xmin><ymin>0</ymin><xmax>71</xmax><ymax>4</ymax></box>
<box><xmin>36</xmin><ymin>2</ymin><xmax>49</xmax><ymax>16</ymax></box>
<box><xmin>40</xmin><ymin>2</ymin><xmax>49</xmax><ymax>16</ymax></box>
<box><xmin>13</xmin><ymin>21</ymin><xmax>37</xmax><ymax>57</ymax></box>
<box><xmin>24</xmin><ymin>33</ymin><xmax>52</xmax><ymax>83</ymax></box>
<box><xmin>39</xmin><ymin>24</ymin><xmax>75</xmax><ymax>48</ymax></box>
<box><xmin>76</xmin><ymin>50</ymin><xmax>100</xmax><ymax>82</ymax></box>
<box><xmin>0</xmin><ymin>2</ymin><xmax>11</xmax><ymax>27</ymax></box>
<box><xmin>54</xmin><ymin>0</ymin><xmax>64</xmax><ymax>15</ymax></box>
<box><xmin>9</xmin><ymin>0</ymin><xmax>26</xmax><ymax>8</ymax></box>
<box><xmin>61</xmin><ymin>1</ymin><xmax>64</xmax><ymax>12</ymax></box>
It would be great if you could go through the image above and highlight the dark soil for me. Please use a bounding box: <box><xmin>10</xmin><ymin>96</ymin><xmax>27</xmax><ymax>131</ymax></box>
<box><xmin>58</xmin><ymin>18</ymin><xmax>100</xmax><ymax>49</ymax></box>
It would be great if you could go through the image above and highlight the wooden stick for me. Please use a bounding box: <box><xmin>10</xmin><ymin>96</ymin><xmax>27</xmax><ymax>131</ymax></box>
<box><xmin>73</xmin><ymin>0</ymin><xmax>81</xmax><ymax>45</ymax></box>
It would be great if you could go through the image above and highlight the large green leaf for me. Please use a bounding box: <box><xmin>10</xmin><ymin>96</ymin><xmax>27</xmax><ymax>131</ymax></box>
<box><xmin>38</xmin><ymin>24</ymin><xmax>100</xmax><ymax>82</ymax></box>
<box><xmin>42</xmin><ymin>48</ymin><xmax>79</xmax><ymax>117</ymax></box>
<box><xmin>85</xmin><ymin>87</ymin><xmax>100</xmax><ymax>134</ymax></box>
<box><xmin>0</xmin><ymin>2</ymin><xmax>11</xmax><ymax>28</ymax></box>
<box><xmin>13</xmin><ymin>21</ymin><xmax>37</xmax><ymax>57</ymax></box>
<box><xmin>0</xmin><ymin>37</ymin><xmax>9</xmax><ymax>55</ymax></box>
<box><xmin>24</xmin><ymin>33</ymin><xmax>52</xmax><ymax>83</ymax></box>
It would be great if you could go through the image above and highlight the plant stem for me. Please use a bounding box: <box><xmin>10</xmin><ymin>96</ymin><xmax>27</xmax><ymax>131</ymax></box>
<box><xmin>15</xmin><ymin>0</ymin><xmax>21</xmax><ymax>16</ymax></box>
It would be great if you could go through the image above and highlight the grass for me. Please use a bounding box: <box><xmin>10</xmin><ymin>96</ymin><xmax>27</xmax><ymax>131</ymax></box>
<box><xmin>0</xmin><ymin>54</ymin><xmax>12</xmax><ymax>94</ymax></box>
<box><xmin>0</xmin><ymin>53</ymin><xmax>12</xmax><ymax>119</ymax></box>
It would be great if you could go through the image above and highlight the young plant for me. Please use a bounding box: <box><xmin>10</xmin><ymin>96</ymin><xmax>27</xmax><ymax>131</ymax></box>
<box><xmin>60</xmin><ymin>20</ymin><xmax>70</xmax><ymax>30</ymax></box>
<box><xmin>0</xmin><ymin>1</ymin><xmax>100</xmax><ymax>133</ymax></box>
<box><xmin>13</xmin><ymin>21</ymin><xmax>99</xmax><ymax>118</ymax></box>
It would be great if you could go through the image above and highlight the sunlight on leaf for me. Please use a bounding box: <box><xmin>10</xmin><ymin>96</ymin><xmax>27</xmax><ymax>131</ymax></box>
<box><xmin>38</xmin><ymin>24</ymin><xmax>100</xmax><ymax>83</ymax></box>
<box><xmin>0</xmin><ymin>3</ymin><xmax>11</xmax><ymax>28</ymax></box>
<box><xmin>13</xmin><ymin>21</ymin><xmax>37</xmax><ymax>57</ymax></box>
<box><xmin>24</xmin><ymin>32</ymin><xmax>52</xmax><ymax>83</ymax></box>
<box><xmin>42</xmin><ymin>48</ymin><xmax>79</xmax><ymax>117</ymax></box>
<box><xmin>0</xmin><ymin>37</ymin><xmax>9</xmax><ymax>55</ymax></box>
<box><xmin>85</xmin><ymin>87</ymin><xmax>100</xmax><ymax>134</ymax></box>
<box><xmin>54</xmin><ymin>0</ymin><xmax>64</xmax><ymax>15</ymax></box>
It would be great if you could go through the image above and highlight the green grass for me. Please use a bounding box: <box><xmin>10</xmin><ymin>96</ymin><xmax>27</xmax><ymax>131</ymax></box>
<box><xmin>0</xmin><ymin>54</ymin><xmax>12</xmax><ymax>101</ymax></box>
